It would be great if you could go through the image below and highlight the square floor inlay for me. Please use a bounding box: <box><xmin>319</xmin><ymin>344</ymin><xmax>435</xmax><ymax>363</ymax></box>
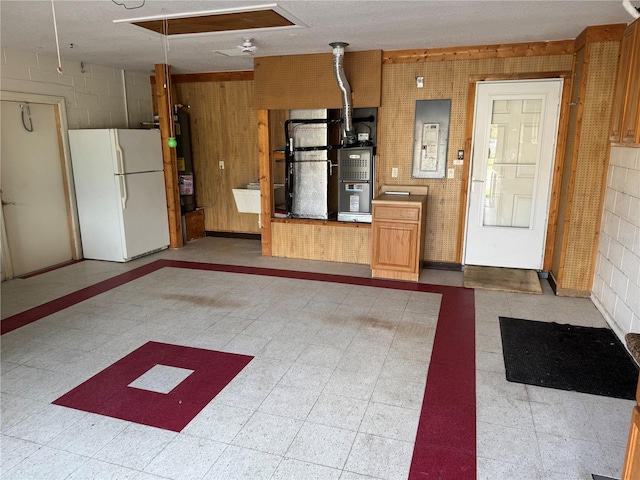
<box><xmin>128</xmin><ymin>365</ymin><xmax>195</xmax><ymax>394</ymax></box>
<box><xmin>53</xmin><ymin>341</ymin><xmax>253</xmax><ymax>432</ymax></box>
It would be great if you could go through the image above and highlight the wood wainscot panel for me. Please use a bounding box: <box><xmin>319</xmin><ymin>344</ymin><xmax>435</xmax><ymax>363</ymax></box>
<box><xmin>271</xmin><ymin>219</ymin><xmax>371</xmax><ymax>264</ymax></box>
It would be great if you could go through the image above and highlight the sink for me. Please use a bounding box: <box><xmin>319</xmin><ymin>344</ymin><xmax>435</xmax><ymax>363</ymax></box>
<box><xmin>232</xmin><ymin>184</ymin><xmax>285</xmax><ymax>214</ymax></box>
<box><xmin>232</xmin><ymin>188</ymin><xmax>261</xmax><ymax>213</ymax></box>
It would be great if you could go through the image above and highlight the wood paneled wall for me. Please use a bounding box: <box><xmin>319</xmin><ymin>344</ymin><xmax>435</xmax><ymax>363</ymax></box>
<box><xmin>551</xmin><ymin>38</ymin><xmax>622</xmax><ymax>295</ymax></box>
<box><xmin>167</xmin><ymin>28</ymin><xmax>622</xmax><ymax>288</ymax></box>
<box><xmin>174</xmin><ymin>80</ymin><xmax>261</xmax><ymax>234</ymax></box>
<box><xmin>378</xmin><ymin>55</ymin><xmax>573</xmax><ymax>262</ymax></box>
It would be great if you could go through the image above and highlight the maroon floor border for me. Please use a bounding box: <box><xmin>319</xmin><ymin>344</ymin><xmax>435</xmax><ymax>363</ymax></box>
<box><xmin>2</xmin><ymin>258</ymin><xmax>476</xmax><ymax>479</ymax></box>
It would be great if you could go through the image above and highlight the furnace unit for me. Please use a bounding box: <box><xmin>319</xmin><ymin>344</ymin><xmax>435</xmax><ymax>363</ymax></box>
<box><xmin>337</xmin><ymin>146</ymin><xmax>375</xmax><ymax>223</ymax></box>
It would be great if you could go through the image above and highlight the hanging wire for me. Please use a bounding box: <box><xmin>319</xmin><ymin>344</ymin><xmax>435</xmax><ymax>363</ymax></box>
<box><xmin>162</xmin><ymin>14</ymin><xmax>175</xmax><ymax>140</ymax></box>
<box><xmin>50</xmin><ymin>0</ymin><xmax>63</xmax><ymax>74</ymax></box>
<box><xmin>20</xmin><ymin>104</ymin><xmax>34</xmax><ymax>133</ymax></box>
<box><xmin>111</xmin><ymin>0</ymin><xmax>145</xmax><ymax>10</ymax></box>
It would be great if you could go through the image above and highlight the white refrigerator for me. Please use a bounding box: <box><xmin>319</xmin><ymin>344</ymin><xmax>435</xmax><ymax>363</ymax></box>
<box><xmin>68</xmin><ymin>129</ymin><xmax>170</xmax><ymax>262</ymax></box>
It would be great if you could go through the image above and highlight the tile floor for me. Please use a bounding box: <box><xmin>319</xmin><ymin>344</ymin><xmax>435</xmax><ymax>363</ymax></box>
<box><xmin>1</xmin><ymin>237</ymin><xmax>635</xmax><ymax>479</ymax></box>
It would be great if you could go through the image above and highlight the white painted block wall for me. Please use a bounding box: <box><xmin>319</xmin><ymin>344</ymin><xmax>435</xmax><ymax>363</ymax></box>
<box><xmin>592</xmin><ymin>145</ymin><xmax>640</xmax><ymax>340</ymax></box>
<box><xmin>0</xmin><ymin>47</ymin><xmax>153</xmax><ymax>129</ymax></box>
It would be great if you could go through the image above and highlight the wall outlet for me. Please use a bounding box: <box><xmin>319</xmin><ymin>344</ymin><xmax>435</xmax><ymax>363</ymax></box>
<box><xmin>457</xmin><ymin>150</ymin><xmax>464</xmax><ymax>161</ymax></box>
<box><xmin>219</xmin><ymin>161</ymin><xmax>225</xmax><ymax>170</ymax></box>
<box><xmin>392</xmin><ymin>167</ymin><xmax>398</xmax><ymax>178</ymax></box>
<box><xmin>448</xmin><ymin>168</ymin><xmax>455</xmax><ymax>179</ymax></box>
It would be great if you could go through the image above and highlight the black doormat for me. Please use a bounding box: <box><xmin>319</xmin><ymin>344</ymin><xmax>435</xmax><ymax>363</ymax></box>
<box><xmin>499</xmin><ymin>317</ymin><xmax>639</xmax><ymax>400</ymax></box>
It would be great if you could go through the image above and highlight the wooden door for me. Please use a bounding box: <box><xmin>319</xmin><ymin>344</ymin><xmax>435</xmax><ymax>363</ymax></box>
<box><xmin>1</xmin><ymin>100</ymin><xmax>73</xmax><ymax>277</ymax></box>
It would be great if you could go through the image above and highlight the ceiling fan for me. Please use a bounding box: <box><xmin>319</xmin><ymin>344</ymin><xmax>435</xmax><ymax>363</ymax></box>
<box><xmin>237</xmin><ymin>38</ymin><xmax>258</xmax><ymax>55</ymax></box>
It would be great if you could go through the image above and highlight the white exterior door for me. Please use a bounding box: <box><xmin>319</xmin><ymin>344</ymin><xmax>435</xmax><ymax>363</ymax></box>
<box><xmin>464</xmin><ymin>80</ymin><xmax>562</xmax><ymax>269</ymax></box>
<box><xmin>1</xmin><ymin>100</ymin><xmax>73</xmax><ymax>277</ymax></box>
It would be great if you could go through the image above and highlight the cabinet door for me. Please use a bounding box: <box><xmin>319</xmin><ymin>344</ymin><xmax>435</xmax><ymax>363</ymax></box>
<box><xmin>371</xmin><ymin>221</ymin><xmax>419</xmax><ymax>272</ymax></box>
<box><xmin>611</xmin><ymin>24</ymin><xmax>635</xmax><ymax>142</ymax></box>
<box><xmin>622</xmin><ymin>22</ymin><xmax>640</xmax><ymax>144</ymax></box>
<box><xmin>622</xmin><ymin>406</ymin><xmax>640</xmax><ymax>480</ymax></box>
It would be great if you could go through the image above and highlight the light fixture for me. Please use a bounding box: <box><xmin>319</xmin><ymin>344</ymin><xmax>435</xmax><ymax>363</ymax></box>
<box><xmin>237</xmin><ymin>38</ymin><xmax>258</xmax><ymax>54</ymax></box>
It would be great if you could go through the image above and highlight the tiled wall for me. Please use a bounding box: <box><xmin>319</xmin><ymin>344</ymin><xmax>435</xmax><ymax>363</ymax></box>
<box><xmin>592</xmin><ymin>145</ymin><xmax>640</xmax><ymax>339</ymax></box>
<box><xmin>0</xmin><ymin>47</ymin><xmax>152</xmax><ymax>128</ymax></box>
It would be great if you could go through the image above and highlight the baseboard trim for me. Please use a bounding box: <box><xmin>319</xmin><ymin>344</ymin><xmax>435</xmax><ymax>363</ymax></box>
<box><xmin>206</xmin><ymin>231</ymin><xmax>261</xmax><ymax>241</ymax></box>
<box><xmin>547</xmin><ymin>271</ymin><xmax>592</xmax><ymax>297</ymax></box>
<box><xmin>548</xmin><ymin>271</ymin><xmax>558</xmax><ymax>294</ymax></box>
<box><xmin>423</xmin><ymin>261</ymin><xmax>463</xmax><ymax>272</ymax></box>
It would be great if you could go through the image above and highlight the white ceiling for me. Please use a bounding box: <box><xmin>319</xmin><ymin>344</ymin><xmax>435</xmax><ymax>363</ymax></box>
<box><xmin>0</xmin><ymin>0</ymin><xmax>638</xmax><ymax>74</ymax></box>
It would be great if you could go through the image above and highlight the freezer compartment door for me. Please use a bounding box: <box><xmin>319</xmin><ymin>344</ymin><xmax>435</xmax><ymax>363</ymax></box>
<box><xmin>119</xmin><ymin>171</ymin><xmax>170</xmax><ymax>260</ymax></box>
<box><xmin>291</xmin><ymin>160</ymin><xmax>329</xmax><ymax>219</ymax></box>
<box><xmin>112</xmin><ymin>129</ymin><xmax>163</xmax><ymax>174</ymax></box>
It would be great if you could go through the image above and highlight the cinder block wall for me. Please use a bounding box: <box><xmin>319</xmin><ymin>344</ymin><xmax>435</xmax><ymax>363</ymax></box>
<box><xmin>592</xmin><ymin>145</ymin><xmax>640</xmax><ymax>338</ymax></box>
<box><xmin>0</xmin><ymin>47</ymin><xmax>152</xmax><ymax>129</ymax></box>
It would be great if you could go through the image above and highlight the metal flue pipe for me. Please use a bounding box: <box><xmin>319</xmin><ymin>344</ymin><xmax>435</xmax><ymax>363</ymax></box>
<box><xmin>329</xmin><ymin>42</ymin><xmax>356</xmax><ymax>145</ymax></box>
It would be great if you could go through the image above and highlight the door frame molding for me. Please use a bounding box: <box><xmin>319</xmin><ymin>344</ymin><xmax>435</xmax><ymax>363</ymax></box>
<box><xmin>0</xmin><ymin>91</ymin><xmax>83</xmax><ymax>267</ymax></box>
<box><xmin>456</xmin><ymin>72</ymin><xmax>572</xmax><ymax>270</ymax></box>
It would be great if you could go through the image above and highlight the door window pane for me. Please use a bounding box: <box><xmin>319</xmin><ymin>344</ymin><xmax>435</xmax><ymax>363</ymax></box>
<box><xmin>483</xmin><ymin>99</ymin><xmax>541</xmax><ymax>227</ymax></box>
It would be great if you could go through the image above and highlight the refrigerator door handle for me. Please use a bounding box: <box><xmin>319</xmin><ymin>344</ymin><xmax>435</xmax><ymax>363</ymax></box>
<box><xmin>114</xmin><ymin>129</ymin><xmax>125</xmax><ymax>175</ymax></box>
<box><xmin>119</xmin><ymin>174</ymin><xmax>128</xmax><ymax>209</ymax></box>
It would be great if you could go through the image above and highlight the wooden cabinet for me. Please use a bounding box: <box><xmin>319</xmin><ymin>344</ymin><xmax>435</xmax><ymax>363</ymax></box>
<box><xmin>371</xmin><ymin>194</ymin><xmax>427</xmax><ymax>282</ymax></box>
<box><xmin>611</xmin><ymin>19</ymin><xmax>640</xmax><ymax>145</ymax></box>
<box><xmin>622</xmin><ymin>379</ymin><xmax>640</xmax><ymax>480</ymax></box>
<box><xmin>183</xmin><ymin>208</ymin><xmax>205</xmax><ymax>241</ymax></box>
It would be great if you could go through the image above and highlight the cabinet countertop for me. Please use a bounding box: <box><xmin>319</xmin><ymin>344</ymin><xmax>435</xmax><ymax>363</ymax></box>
<box><xmin>372</xmin><ymin>193</ymin><xmax>428</xmax><ymax>204</ymax></box>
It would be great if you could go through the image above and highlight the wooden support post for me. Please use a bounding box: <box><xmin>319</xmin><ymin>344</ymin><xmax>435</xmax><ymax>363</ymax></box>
<box><xmin>258</xmin><ymin>109</ymin><xmax>272</xmax><ymax>256</ymax></box>
<box><xmin>154</xmin><ymin>63</ymin><xmax>183</xmax><ymax>249</ymax></box>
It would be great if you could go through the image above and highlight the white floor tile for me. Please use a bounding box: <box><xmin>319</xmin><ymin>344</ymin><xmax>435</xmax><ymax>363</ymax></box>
<box><xmin>3</xmin><ymin>445</ymin><xmax>87</xmax><ymax>480</ymax></box>
<box><xmin>271</xmin><ymin>458</ymin><xmax>342</xmax><ymax>480</ymax></box>
<box><xmin>232</xmin><ymin>411</ymin><xmax>302</xmax><ymax>455</ymax></box>
<box><xmin>182</xmin><ymin>402</ymin><xmax>253</xmax><ymax>443</ymax></box>
<box><xmin>47</xmin><ymin>413</ymin><xmax>128</xmax><ymax>457</ymax></box>
<box><xmin>143</xmin><ymin>435</ymin><xmax>227</xmax><ymax>480</ymax></box>
<box><xmin>92</xmin><ymin>424</ymin><xmax>176</xmax><ymax>470</ymax></box>
<box><xmin>258</xmin><ymin>384</ymin><xmax>321</xmax><ymax>420</ymax></box>
<box><xmin>307</xmin><ymin>393</ymin><xmax>369</xmax><ymax>431</ymax></box>
<box><xmin>344</xmin><ymin>432</ymin><xmax>414</xmax><ymax>480</ymax></box>
<box><xmin>359</xmin><ymin>402</ymin><xmax>420</xmax><ymax>442</ymax></box>
<box><xmin>203</xmin><ymin>445</ymin><xmax>281</xmax><ymax>480</ymax></box>
<box><xmin>287</xmin><ymin>422</ymin><xmax>357</xmax><ymax>469</ymax></box>
<box><xmin>66</xmin><ymin>458</ymin><xmax>140</xmax><ymax>479</ymax></box>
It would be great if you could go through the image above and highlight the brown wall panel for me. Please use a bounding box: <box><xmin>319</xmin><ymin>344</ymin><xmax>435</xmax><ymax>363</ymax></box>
<box><xmin>174</xmin><ymin>81</ymin><xmax>261</xmax><ymax>234</ymax></box>
<box><xmin>254</xmin><ymin>50</ymin><xmax>382</xmax><ymax>109</ymax></box>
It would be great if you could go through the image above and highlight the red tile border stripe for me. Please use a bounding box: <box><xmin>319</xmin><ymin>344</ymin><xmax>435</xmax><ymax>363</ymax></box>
<box><xmin>1</xmin><ymin>258</ymin><xmax>476</xmax><ymax>479</ymax></box>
